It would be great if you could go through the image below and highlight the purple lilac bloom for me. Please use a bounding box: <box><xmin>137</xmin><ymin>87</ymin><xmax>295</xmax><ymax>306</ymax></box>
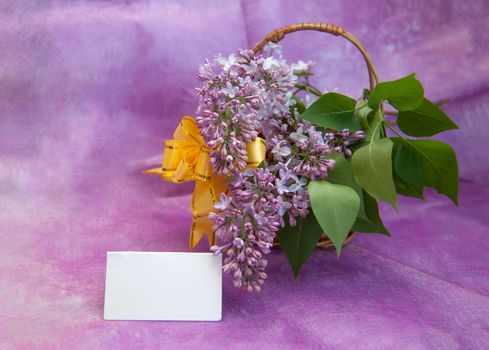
<box><xmin>201</xmin><ymin>45</ymin><xmax>366</xmax><ymax>291</ymax></box>
<box><xmin>196</xmin><ymin>46</ymin><xmax>297</xmax><ymax>176</ymax></box>
<box><xmin>328</xmin><ymin>129</ymin><xmax>366</xmax><ymax>157</ymax></box>
<box><xmin>209</xmin><ymin>168</ymin><xmax>281</xmax><ymax>292</ymax></box>
<box><xmin>268</xmin><ymin>119</ymin><xmax>336</xmax><ymax>180</ymax></box>
<box><xmin>272</xmin><ymin>163</ymin><xmax>310</xmax><ymax>226</ymax></box>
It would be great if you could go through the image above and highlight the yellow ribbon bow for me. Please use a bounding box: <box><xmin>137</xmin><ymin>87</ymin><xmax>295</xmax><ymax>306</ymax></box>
<box><xmin>147</xmin><ymin>116</ymin><xmax>266</xmax><ymax>249</ymax></box>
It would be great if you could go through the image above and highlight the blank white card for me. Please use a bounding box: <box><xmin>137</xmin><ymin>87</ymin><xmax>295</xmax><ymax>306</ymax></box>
<box><xmin>104</xmin><ymin>252</ymin><xmax>222</xmax><ymax>321</ymax></box>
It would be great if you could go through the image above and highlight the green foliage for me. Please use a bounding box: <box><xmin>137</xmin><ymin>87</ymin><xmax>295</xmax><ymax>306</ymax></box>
<box><xmin>394</xmin><ymin>173</ymin><xmax>425</xmax><ymax>200</ymax></box>
<box><xmin>327</xmin><ymin>154</ymin><xmax>369</xmax><ymax>222</ymax></box>
<box><xmin>309</xmin><ymin>181</ymin><xmax>360</xmax><ymax>255</ymax></box>
<box><xmin>291</xmin><ymin>95</ymin><xmax>306</xmax><ymax>114</ymax></box>
<box><xmin>393</xmin><ymin>138</ymin><xmax>459</xmax><ymax>205</ymax></box>
<box><xmin>293</xmin><ymin>70</ymin><xmax>314</xmax><ymax>77</ymax></box>
<box><xmin>397</xmin><ymin>98</ymin><xmax>458</xmax><ymax>137</ymax></box>
<box><xmin>368</xmin><ymin>74</ymin><xmax>424</xmax><ymax>111</ymax></box>
<box><xmin>351</xmin><ymin>191</ymin><xmax>390</xmax><ymax>235</ymax></box>
<box><xmin>364</xmin><ymin>109</ymin><xmax>384</xmax><ymax>141</ymax></box>
<box><xmin>278</xmin><ymin>213</ymin><xmax>325</xmax><ymax>278</ymax></box>
<box><xmin>281</xmin><ymin>73</ymin><xmax>459</xmax><ymax>277</ymax></box>
<box><xmin>355</xmin><ymin>97</ymin><xmax>374</xmax><ymax>128</ymax></box>
<box><xmin>300</xmin><ymin>92</ymin><xmax>361</xmax><ymax>131</ymax></box>
<box><xmin>351</xmin><ymin>136</ymin><xmax>398</xmax><ymax>209</ymax></box>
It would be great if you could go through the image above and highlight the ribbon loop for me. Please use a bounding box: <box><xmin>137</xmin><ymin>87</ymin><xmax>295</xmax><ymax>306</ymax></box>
<box><xmin>149</xmin><ymin>116</ymin><xmax>266</xmax><ymax>249</ymax></box>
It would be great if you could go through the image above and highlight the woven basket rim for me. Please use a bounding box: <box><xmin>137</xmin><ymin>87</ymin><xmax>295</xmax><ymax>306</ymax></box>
<box><xmin>251</xmin><ymin>22</ymin><xmax>379</xmax><ymax>91</ymax></box>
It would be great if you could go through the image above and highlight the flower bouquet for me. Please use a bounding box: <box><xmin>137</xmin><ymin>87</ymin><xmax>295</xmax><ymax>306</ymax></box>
<box><xmin>149</xmin><ymin>23</ymin><xmax>459</xmax><ymax>292</ymax></box>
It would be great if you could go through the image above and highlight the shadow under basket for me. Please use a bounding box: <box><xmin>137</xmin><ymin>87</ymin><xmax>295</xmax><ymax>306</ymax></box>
<box><xmin>273</xmin><ymin>232</ymin><xmax>357</xmax><ymax>250</ymax></box>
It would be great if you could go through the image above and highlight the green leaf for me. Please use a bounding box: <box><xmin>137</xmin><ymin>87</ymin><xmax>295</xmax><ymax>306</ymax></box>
<box><xmin>394</xmin><ymin>173</ymin><xmax>425</xmax><ymax>200</ymax></box>
<box><xmin>257</xmin><ymin>161</ymin><xmax>266</xmax><ymax>169</ymax></box>
<box><xmin>300</xmin><ymin>92</ymin><xmax>361</xmax><ymax>131</ymax></box>
<box><xmin>393</xmin><ymin>138</ymin><xmax>459</xmax><ymax>205</ymax></box>
<box><xmin>364</xmin><ymin>109</ymin><xmax>383</xmax><ymax>142</ymax></box>
<box><xmin>391</xmin><ymin>139</ymin><xmax>425</xmax><ymax>200</ymax></box>
<box><xmin>294</xmin><ymin>70</ymin><xmax>313</xmax><ymax>77</ymax></box>
<box><xmin>368</xmin><ymin>74</ymin><xmax>424</xmax><ymax>111</ymax></box>
<box><xmin>309</xmin><ymin>181</ymin><xmax>360</xmax><ymax>255</ymax></box>
<box><xmin>291</xmin><ymin>95</ymin><xmax>306</xmax><ymax>114</ymax></box>
<box><xmin>278</xmin><ymin>213</ymin><xmax>324</xmax><ymax>278</ymax></box>
<box><xmin>327</xmin><ymin>154</ymin><xmax>369</xmax><ymax>222</ymax></box>
<box><xmin>351</xmin><ymin>135</ymin><xmax>398</xmax><ymax>209</ymax></box>
<box><xmin>352</xmin><ymin>191</ymin><xmax>390</xmax><ymax>235</ymax></box>
<box><xmin>355</xmin><ymin>97</ymin><xmax>373</xmax><ymax>128</ymax></box>
<box><xmin>397</xmin><ymin>98</ymin><xmax>458</xmax><ymax>137</ymax></box>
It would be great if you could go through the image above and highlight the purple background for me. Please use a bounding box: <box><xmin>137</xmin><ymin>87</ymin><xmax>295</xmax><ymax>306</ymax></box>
<box><xmin>1</xmin><ymin>0</ymin><xmax>489</xmax><ymax>349</ymax></box>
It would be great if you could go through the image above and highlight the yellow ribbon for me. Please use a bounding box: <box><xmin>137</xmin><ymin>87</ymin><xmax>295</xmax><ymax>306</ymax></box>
<box><xmin>147</xmin><ymin>116</ymin><xmax>266</xmax><ymax>249</ymax></box>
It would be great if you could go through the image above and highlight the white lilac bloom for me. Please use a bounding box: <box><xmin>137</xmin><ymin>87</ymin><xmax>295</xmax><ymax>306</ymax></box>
<box><xmin>275</xmin><ymin>167</ymin><xmax>295</xmax><ymax>194</ymax></box>
<box><xmin>277</xmin><ymin>196</ymin><xmax>292</xmax><ymax>216</ymax></box>
<box><xmin>276</xmin><ymin>176</ymin><xmax>290</xmax><ymax>195</ymax></box>
<box><xmin>270</xmin><ymin>163</ymin><xmax>310</xmax><ymax>225</ymax></box>
<box><xmin>290</xmin><ymin>60</ymin><xmax>314</xmax><ymax>72</ymax></box>
<box><xmin>262</xmin><ymin>56</ymin><xmax>281</xmax><ymax>72</ymax></box>
<box><xmin>288</xmin><ymin>176</ymin><xmax>307</xmax><ymax>193</ymax></box>
<box><xmin>197</xmin><ymin>59</ymin><xmax>215</xmax><ymax>80</ymax></box>
<box><xmin>271</xmin><ymin>140</ymin><xmax>291</xmax><ymax>160</ymax></box>
<box><xmin>304</xmin><ymin>93</ymin><xmax>313</xmax><ymax>106</ymax></box>
<box><xmin>221</xmin><ymin>82</ymin><xmax>239</xmax><ymax>98</ymax></box>
<box><xmin>263</xmin><ymin>42</ymin><xmax>282</xmax><ymax>55</ymax></box>
<box><xmin>214</xmin><ymin>193</ymin><xmax>232</xmax><ymax>211</ymax></box>
<box><xmin>216</xmin><ymin>53</ymin><xmax>238</xmax><ymax>73</ymax></box>
<box><xmin>289</xmin><ymin>128</ymin><xmax>309</xmax><ymax>144</ymax></box>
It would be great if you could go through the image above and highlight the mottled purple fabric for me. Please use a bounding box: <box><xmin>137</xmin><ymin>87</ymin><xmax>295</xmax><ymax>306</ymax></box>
<box><xmin>1</xmin><ymin>1</ymin><xmax>489</xmax><ymax>349</ymax></box>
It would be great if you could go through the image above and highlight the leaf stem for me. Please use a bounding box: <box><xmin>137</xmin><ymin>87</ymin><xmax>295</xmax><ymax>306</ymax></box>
<box><xmin>306</xmin><ymin>85</ymin><xmax>322</xmax><ymax>96</ymax></box>
<box><xmin>295</xmin><ymin>83</ymin><xmax>322</xmax><ymax>97</ymax></box>
<box><xmin>383</xmin><ymin>121</ymin><xmax>405</xmax><ymax>139</ymax></box>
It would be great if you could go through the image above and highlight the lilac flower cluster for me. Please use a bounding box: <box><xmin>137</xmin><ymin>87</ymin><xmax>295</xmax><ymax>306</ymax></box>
<box><xmin>329</xmin><ymin>129</ymin><xmax>366</xmax><ymax>157</ymax></box>
<box><xmin>196</xmin><ymin>47</ymin><xmax>297</xmax><ymax>176</ymax></box>
<box><xmin>270</xmin><ymin>121</ymin><xmax>336</xmax><ymax>180</ymax></box>
<box><xmin>273</xmin><ymin>164</ymin><xmax>310</xmax><ymax>227</ymax></box>
<box><xmin>210</xmin><ymin>168</ymin><xmax>281</xmax><ymax>292</ymax></box>
<box><xmin>200</xmin><ymin>45</ymin><xmax>366</xmax><ymax>291</ymax></box>
<box><xmin>210</xmin><ymin>165</ymin><xmax>313</xmax><ymax>292</ymax></box>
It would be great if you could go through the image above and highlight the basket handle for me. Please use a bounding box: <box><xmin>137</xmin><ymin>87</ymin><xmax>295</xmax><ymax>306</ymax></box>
<box><xmin>252</xmin><ymin>23</ymin><xmax>379</xmax><ymax>90</ymax></box>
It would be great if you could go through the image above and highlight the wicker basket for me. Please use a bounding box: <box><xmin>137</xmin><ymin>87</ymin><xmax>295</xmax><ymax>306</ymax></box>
<box><xmin>252</xmin><ymin>23</ymin><xmax>379</xmax><ymax>249</ymax></box>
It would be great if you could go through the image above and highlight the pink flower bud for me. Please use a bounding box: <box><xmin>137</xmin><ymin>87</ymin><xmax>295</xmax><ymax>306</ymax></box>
<box><xmin>233</xmin><ymin>279</ymin><xmax>242</xmax><ymax>288</ymax></box>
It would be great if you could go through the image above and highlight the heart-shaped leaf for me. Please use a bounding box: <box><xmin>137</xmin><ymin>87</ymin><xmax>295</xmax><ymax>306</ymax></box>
<box><xmin>351</xmin><ymin>134</ymin><xmax>398</xmax><ymax>209</ymax></box>
<box><xmin>309</xmin><ymin>181</ymin><xmax>360</xmax><ymax>255</ymax></box>
<box><xmin>352</xmin><ymin>191</ymin><xmax>390</xmax><ymax>235</ymax></box>
<box><xmin>394</xmin><ymin>173</ymin><xmax>425</xmax><ymax>200</ymax></box>
<box><xmin>355</xmin><ymin>97</ymin><xmax>373</xmax><ymax>128</ymax></box>
<box><xmin>368</xmin><ymin>74</ymin><xmax>424</xmax><ymax>111</ymax></box>
<box><xmin>364</xmin><ymin>109</ymin><xmax>384</xmax><ymax>142</ymax></box>
<box><xmin>327</xmin><ymin>153</ymin><xmax>369</xmax><ymax>222</ymax></box>
<box><xmin>300</xmin><ymin>92</ymin><xmax>361</xmax><ymax>131</ymax></box>
<box><xmin>278</xmin><ymin>213</ymin><xmax>324</xmax><ymax>278</ymax></box>
<box><xmin>397</xmin><ymin>98</ymin><xmax>458</xmax><ymax>137</ymax></box>
<box><xmin>393</xmin><ymin>138</ymin><xmax>459</xmax><ymax>205</ymax></box>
